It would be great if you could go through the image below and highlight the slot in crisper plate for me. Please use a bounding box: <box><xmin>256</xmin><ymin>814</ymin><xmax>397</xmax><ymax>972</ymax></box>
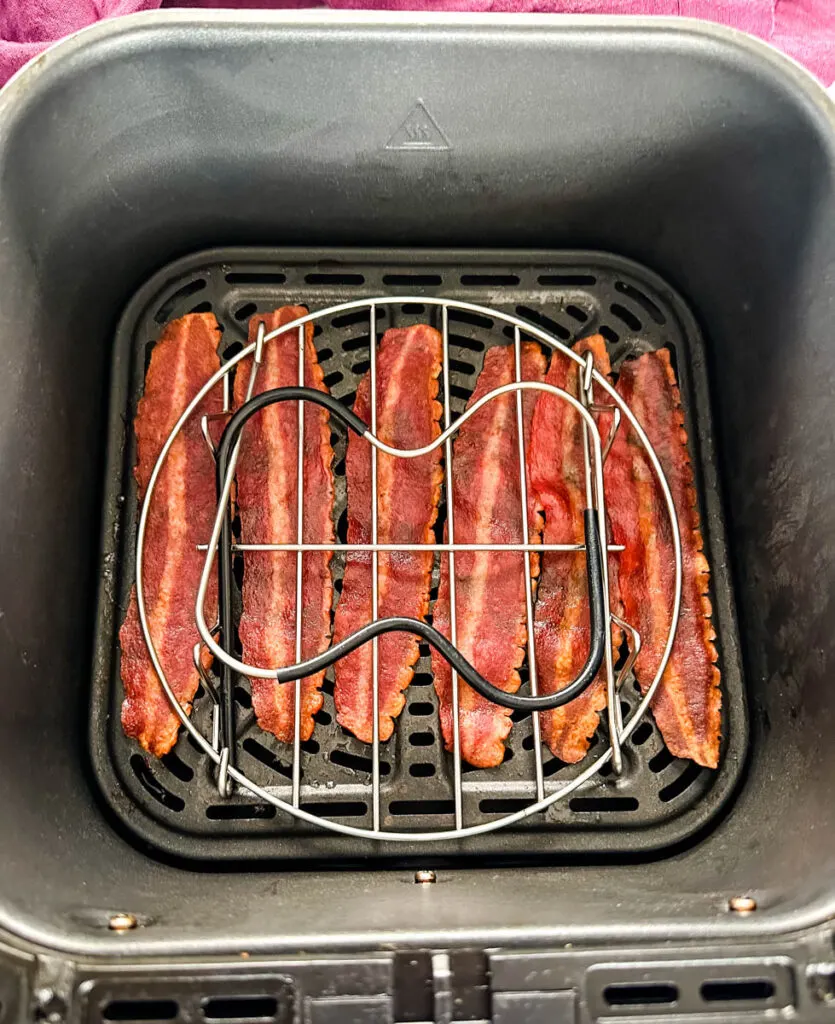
<box><xmin>90</xmin><ymin>248</ymin><xmax>747</xmax><ymax>863</ymax></box>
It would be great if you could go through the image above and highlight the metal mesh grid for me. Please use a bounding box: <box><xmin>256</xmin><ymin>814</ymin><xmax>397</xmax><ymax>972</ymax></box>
<box><xmin>90</xmin><ymin>249</ymin><xmax>746</xmax><ymax>862</ymax></box>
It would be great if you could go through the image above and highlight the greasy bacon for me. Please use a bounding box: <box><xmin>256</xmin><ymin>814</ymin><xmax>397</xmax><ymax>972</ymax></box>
<box><xmin>608</xmin><ymin>349</ymin><xmax>721</xmax><ymax>768</ymax></box>
<box><xmin>234</xmin><ymin>307</ymin><xmax>334</xmax><ymax>745</ymax></box>
<box><xmin>433</xmin><ymin>343</ymin><xmax>546</xmax><ymax>769</ymax></box>
<box><xmin>120</xmin><ymin>313</ymin><xmax>222</xmax><ymax>757</ymax></box>
<box><xmin>333</xmin><ymin>325</ymin><xmax>443</xmax><ymax>744</ymax></box>
<box><xmin>528</xmin><ymin>335</ymin><xmax>623</xmax><ymax>764</ymax></box>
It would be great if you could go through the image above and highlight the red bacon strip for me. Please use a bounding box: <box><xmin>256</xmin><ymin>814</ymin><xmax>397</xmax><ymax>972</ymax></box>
<box><xmin>433</xmin><ymin>343</ymin><xmax>546</xmax><ymax>769</ymax></box>
<box><xmin>528</xmin><ymin>336</ymin><xmax>624</xmax><ymax>763</ymax></box>
<box><xmin>333</xmin><ymin>325</ymin><xmax>443</xmax><ymax>744</ymax></box>
<box><xmin>608</xmin><ymin>349</ymin><xmax>721</xmax><ymax>768</ymax></box>
<box><xmin>234</xmin><ymin>307</ymin><xmax>335</xmax><ymax>745</ymax></box>
<box><xmin>120</xmin><ymin>313</ymin><xmax>222</xmax><ymax>757</ymax></box>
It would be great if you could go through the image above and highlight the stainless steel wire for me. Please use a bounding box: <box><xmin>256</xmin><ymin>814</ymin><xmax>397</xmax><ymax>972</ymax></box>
<box><xmin>134</xmin><ymin>296</ymin><xmax>683</xmax><ymax>842</ymax></box>
<box><xmin>513</xmin><ymin>325</ymin><xmax>545</xmax><ymax>803</ymax></box>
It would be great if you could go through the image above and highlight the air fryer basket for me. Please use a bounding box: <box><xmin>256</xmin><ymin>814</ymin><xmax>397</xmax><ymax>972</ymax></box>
<box><xmin>1</xmin><ymin>7</ymin><xmax>835</xmax><ymax>1001</ymax></box>
<box><xmin>92</xmin><ymin>247</ymin><xmax>746</xmax><ymax>862</ymax></box>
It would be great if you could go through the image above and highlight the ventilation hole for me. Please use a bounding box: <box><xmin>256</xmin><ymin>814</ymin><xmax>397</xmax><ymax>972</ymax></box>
<box><xmin>700</xmin><ymin>980</ymin><xmax>775</xmax><ymax>1003</ymax></box>
<box><xmin>233</xmin><ymin>554</ymin><xmax>244</xmax><ymax>592</ymax></box>
<box><xmin>154</xmin><ymin>279</ymin><xmax>207</xmax><ymax>323</ymax></box>
<box><xmin>610</xmin><ymin>303</ymin><xmax>642</xmax><ymax>332</ymax></box>
<box><xmin>233</xmin><ymin>304</ymin><xmax>258</xmax><ymax>325</ymax></box>
<box><xmin>195</xmin><ymin>683</ymin><xmax>205</xmax><ymax>700</ymax></box>
<box><xmin>409</xmin><ymin>702</ymin><xmax>434</xmax><ymax>717</ymax></box>
<box><xmin>418</xmin><ymin>643</ymin><xmax>431</xmax><ymax>659</ymax></box>
<box><xmin>569</xmin><ymin>796</ymin><xmax>639</xmax><ymax>812</ymax></box>
<box><xmin>190</xmin><ymin>300</ymin><xmax>213</xmax><ymax>314</ymax></box>
<box><xmin>305</xmin><ymin>272</ymin><xmax>365</xmax><ymax>285</ymax></box>
<box><xmin>334</xmin><ymin>456</ymin><xmax>346</xmax><ymax>478</ymax></box>
<box><xmin>410</xmin><ymin>731</ymin><xmax>435</xmax><ymax>747</ymax></box>
<box><xmin>604</xmin><ymin>984</ymin><xmax>678</xmax><ymax>1007</ymax></box>
<box><xmin>321</xmin><ymin>676</ymin><xmax>335</xmax><ymax>696</ymax></box>
<box><xmin>322</xmin><ymin>371</ymin><xmax>344</xmax><ymax>389</ymax></box>
<box><xmin>460</xmin><ymin>273</ymin><xmax>520</xmax><ymax>286</ymax></box>
<box><xmin>242</xmin><ymin>738</ymin><xmax>292</xmax><ymax>779</ymax></box>
<box><xmin>449</xmin><ymin>384</ymin><xmax>472</xmax><ymax>403</ymax></box>
<box><xmin>352</xmin><ymin>359</ymin><xmax>371</xmax><ymax>375</ymax></box>
<box><xmin>330</xmin><ymin>749</ymin><xmax>392</xmax><ymax>775</ymax></box>
<box><xmin>235</xmin><ymin>685</ymin><xmax>252</xmax><ymax>709</ymax></box>
<box><xmin>313</xmin><ymin>708</ymin><xmax>332</xmax><ymax>725</ymax></box>
<box><xmin>448</xmin><ymin>358</ymin><xmax>477</xmax><ymax>375</ymax></box>
<box><xmin>542</xmin><ymin>758</ymin><xmax>566</xmax><ymax>777</ymax></box>
<box><xmin>223</xmin><ymin>340</ymin><xmax>243</xmax><ymax>360</ymax></box>
<box><xmin>341</xmin><ymin>390</ymin><xmax>357</xmax><ymax>409</ymax></box>
<box><xmin>203</xmin><ymin>996</ymin><xmax>278</xmax><ymax>1020</ymax></box>
<box><xmin>411</xmin><ymin>672</ymin><xmax>433</xmax><ymax>688</ymax></box>
<box><xmin>448</xmin><ymin>334</ymin><xmax>486</xmax><ymax>353</ymax></box>
<box><xmin>598</xmin><ymin>325</ymin><xmax>620</xmax><ymax>345</ymax></box>
<box><xmin>538</xmin><ymin>273</ymin><xmax>596</xmax><ymax>286</ymax></box>
<box><xmin>515</xmin><ymin>305</ymin><xmax>571</xmax><ymax>340</ymax></box>
<box><xmin>301</xmin><ymin>800</ymin><xmax>367</xmax><ymax>817</ymax></box>
<box><xmin>206</xmin><ymin>803</ymin><xmax>276</xmax><ymax>820</ymax></box>
<box><xmin>332</xmin><ymin>309</ymin><xmax>373</xmax><ymax>329</ymax></box>
<box><xmin>631</xmin><ymin>721</ymin><xmax>653</xmax><ymax>746</ymax></box>
<box><xmin>648</xmin><ymin>747</ymin><xmax>675</xmax><ymax>773</ymax></box>
<box><xmin>104</xmin><ymin>1000</ymin><xmax>179</xmax><ymax>1021</ymax></box>
<box><xmin>447</xmin><ymin>309</ymin><xmax>494</xmax><ymax>330</ymax></box>
<box><xmin>342</xmin><ymin>334</ymin><xmax>371</xmax><ymax>352</ymax></box>
<box><xmin>502</xmin><ymin>746</ymin><xmax>514</xmax><ymax>762</ymax></box>
<box><xmin>382</xmin><ymin>273</ymin><xmax>442</xmax><ymax>286</ymax></box>
<box><xmin>160</xmin><ymin>751</ymin><xmax>194</xmax><ymax>783</ymax></box>
<box><xmin>522</xmin><ymin>735</ymin><xmax>535</xmax><ymax>751</ymax></box>
<box><xmin>313</xmin><ymin>324</ymin><xmax>324</xmax><ymax>337</ymax></box>
<box><xmin>333</xmin><ymin>577</ymin><xmax>343</xmax><ymax>595</ymax></box>
<box><xmin>479</xmin><ymin>798</ymin><xmax>530</xmax><ymax>814</ymax></box>
<box><xmin>318</xmin><ymin>347</ymin><xmax>334</xmax><ymax>363</ymax></box>
<box><xmin>329</xmin><ymin>430</ymin><xmax>340</xmax><ymax>446</ymax></box>
<box><xmin>615</xmin><ymin>281</ymin><xmax>666</xmax><ymax>324</ymax></box>
<box><xmin>598</xmin><ymin>762</ymin><xmax>614</xmax><ymax>778</ymax></box>
<box><xmin>389</xmin><ymin>800</ymin><xmax>455</xmax><ymax>816</ymax></box>
<box><xmin>336</xmin><ymin>508</ymin><xmax>349</xmax><ymax>542</ymax></box>
<box><xmin>225</xmin><ymin>271</ymin><xmax>287</xmax><ymax>284</ymax></box>
<box><xmin>564</xmin><ymin>304</ymin><xmax>588</xmax><ymax>323</ymax></box>
<box><xmin>659</xmin><ymin>761</ymin><xmax>704</xmax><ymax>802</ymax></box>
<box><xmin>510</xmin><ymin>707</ymin><xmax>528</xmax><ymax>723</ymax></box>
<box><xmin>130</xmin><ymin>755</ymin><xmax>184</xmax><ymax>811</ymax></box>
<box><xmin>410</xmin><ymin>763</ymin><xmax>436</xmax><ymax>778</ymax></box>
<box><xmin>401</xmin><ymin>302</ymin><xmax>426</xmax><ymax>314</ymax></box>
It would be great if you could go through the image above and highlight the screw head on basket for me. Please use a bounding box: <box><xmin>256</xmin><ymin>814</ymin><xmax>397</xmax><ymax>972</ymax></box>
<box><xmin>108</xmin><ymin>911</ymin><xmax>139</xmax><ymax>931</ymax></box>
<box><xmin>728</xmin><ymin>895</ymin><xmax>757</xmax><ymax>914</ymax></box>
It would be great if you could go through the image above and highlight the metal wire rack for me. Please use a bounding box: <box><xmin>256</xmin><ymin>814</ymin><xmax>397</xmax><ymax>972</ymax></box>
<box><xmin>133</xmin><ymin>296</ymin><xmax>682</xmax><ymax>842</ymax></box>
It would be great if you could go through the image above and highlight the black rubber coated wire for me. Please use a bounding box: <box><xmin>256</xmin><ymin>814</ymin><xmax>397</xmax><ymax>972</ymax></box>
<box><xmin>215</xmin><ymin>386</ymin><xmax>606</xmax><ymax>716</ymax></box>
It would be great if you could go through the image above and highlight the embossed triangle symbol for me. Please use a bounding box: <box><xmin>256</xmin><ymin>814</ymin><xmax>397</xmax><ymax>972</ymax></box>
<box><xmin>385</xmin><ymin>100</ymin><xmax>450</xmax><ymax>152</ymax></box>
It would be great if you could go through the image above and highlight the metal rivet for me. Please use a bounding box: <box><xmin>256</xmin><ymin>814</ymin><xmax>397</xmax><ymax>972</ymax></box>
<box><xmin>728</xmin><ymin>895</ymin><xmax>757</xmax><ymax>914</ymax></box>
<box><xmin>108</xmin><ymin>912</ymin><xmax>138</xmax><ymax>931</ymax></box>
<box><xmin>415</xmin><ymin>869</ymin><xmax>437</xmax><ymax>884</ymax></box>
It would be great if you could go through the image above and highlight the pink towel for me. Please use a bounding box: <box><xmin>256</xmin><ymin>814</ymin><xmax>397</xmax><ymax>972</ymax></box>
<box><xmin>2</xmin><ymin>0</ymin><xmax>834</xmax><ymax>88</ymax></box>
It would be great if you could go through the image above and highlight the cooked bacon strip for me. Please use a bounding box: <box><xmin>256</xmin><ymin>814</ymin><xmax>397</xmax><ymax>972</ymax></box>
<box><xmin>234</xmin><ymin>307</ymin><xmax>334</xmax><ymax>745</ymax></box>
<box><xmin>608</xmin><ymin>349</ymin><xmax>721</xmax><ymax>767</ymax></box>
<box><xmin>333</xmin><ymin>325</ymin><xmax>443</xmax><ymax>743</ymax></box>
<box><xmin>433</xmin><ymin>344</ymin><xmax>546</xmax><ymax>769</ymax></box>
<box><xmin>528</xmin><ymin>335</ymin><xmax>623</xmax><ymax>763</ymax></box>
<box><xmin>120</xmin><ymin>313</ymin><xmax>222</xmax><ymax>757</ymax></box>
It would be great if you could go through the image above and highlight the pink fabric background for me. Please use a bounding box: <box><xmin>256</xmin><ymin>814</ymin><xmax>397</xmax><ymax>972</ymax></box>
<box><xmin>2</xmin><ymin>0</ymin><xmax>834</xmax><ymax>89</ymax></box>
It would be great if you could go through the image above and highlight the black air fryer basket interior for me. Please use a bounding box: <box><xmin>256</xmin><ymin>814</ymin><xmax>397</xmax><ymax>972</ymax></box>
<box><xmin>1</xmin><ymin>6</ymin><xmax>834</xmax><ymax>994</ymax></box>
<box><xmin>91</xmin><ymin>247</ymin><xmax>746</xmax><ymax>863</ymax></box>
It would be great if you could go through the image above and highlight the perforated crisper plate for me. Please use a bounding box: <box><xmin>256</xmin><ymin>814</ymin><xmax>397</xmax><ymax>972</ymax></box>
<box><xmin>90</xmin><ymin>248</ymin><xmax>747</xmax><ymax>863</ymax></box>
